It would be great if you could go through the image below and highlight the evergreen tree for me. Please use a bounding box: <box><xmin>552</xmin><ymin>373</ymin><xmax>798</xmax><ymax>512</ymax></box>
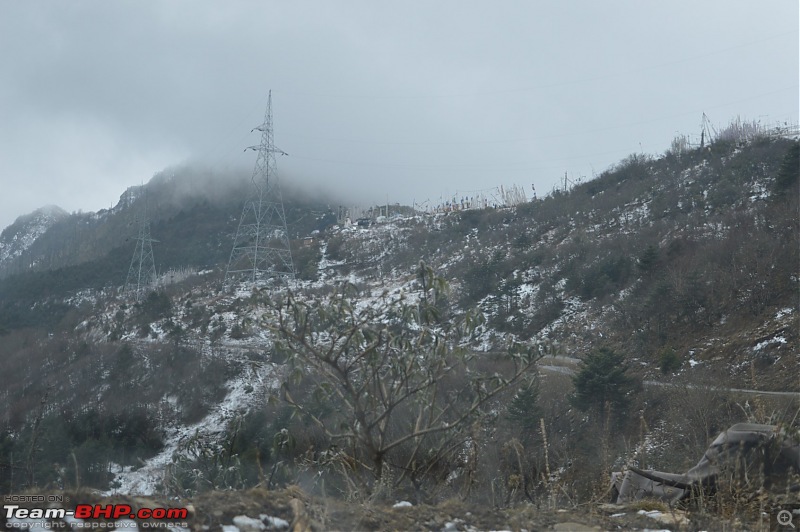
<box><xmin>570</xmin><ymin>347</ymin><xmax>638</xmax><ymax>418</ymax></box>
<box><xmin>506</xmin><ymin>377</ymin><xmax>541</xmax><ymax>433</ymax></box>
<box><xmin>637</xmin><ymin>245</ymin><xmax>659</xmax><ymax>273</ymax></box>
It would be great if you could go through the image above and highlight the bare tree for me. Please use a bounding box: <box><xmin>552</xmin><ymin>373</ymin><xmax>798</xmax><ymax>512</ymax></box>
<box><xmin>267</xmin><ymin>263</ymin><xmax>543</xmax><ymax>497</ymax></box>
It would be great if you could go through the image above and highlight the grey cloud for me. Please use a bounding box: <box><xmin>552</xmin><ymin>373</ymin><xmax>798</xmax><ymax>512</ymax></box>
<box><xmin>0</xmin><ymin>0</ymin><xmax>796</xmax><ymax>229</ymax></box>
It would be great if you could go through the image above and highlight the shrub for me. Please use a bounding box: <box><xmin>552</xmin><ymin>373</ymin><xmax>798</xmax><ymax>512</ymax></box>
<box><xmin>140</xmin><ymin>290</ymin><xmax>172</xmax><ymax>320</ymax></box>
<box><xmin>570</xmin><ymin>255</ymin><xmax>632</xmax><ymax>300</ymax></box>
<box><xmin>637</xmin><ymin>245</ymin><xmax>659</xmax><ymax>273</ymax></box>
<box><xmin>325</xmin><ymin>235</ymin><xmax>346</xmax><ymax>261</ymax></box>
<box><xmin>292</xmin><ymin>241</ymin><xmax>322</xmax><ymax>281</ymax></box>
<box><xmin>774</xmin><ymin>142</ymin><xmax>799</xmax><ymax>195</ymax></box>
<box><xmin>659</xmin><ymin>348</ymin><xmax>682</xmax><ymax>374</ymax></box>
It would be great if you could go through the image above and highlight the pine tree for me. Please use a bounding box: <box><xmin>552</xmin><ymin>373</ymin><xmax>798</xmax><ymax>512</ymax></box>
<box><xmin>637</xmin><ymin>245</ymin><xmax>659</xmax><ymax>273</ymax></box>
<box><xmin>506</xmin><ymin>377</ymin><xmax>541</xmax><ymax>433</ymax></box>
<box><xmin>570</xmin><ymin>347</ymin><xmax>638</xmax><ymax>417</ymax></box>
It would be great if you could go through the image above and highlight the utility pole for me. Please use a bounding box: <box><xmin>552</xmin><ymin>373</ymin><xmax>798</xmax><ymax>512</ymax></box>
<box><xmin>125</xmin><ymin>187</ymin><xmax>158</xmax><ymax>301</ymax></box>
<box><xmin>700</xmin><ymin>119</ymin><xmax>705</xmax><ymax>149</ymax></box>
<box><xmin>225</xmin><ymin>91</ymin><xmax>295</xmax><ymax>288</ymax></box>
<box><xmin>700</xmin><ymin>112</ymin><xmax>716</xmax><ymax>149</ymax></box>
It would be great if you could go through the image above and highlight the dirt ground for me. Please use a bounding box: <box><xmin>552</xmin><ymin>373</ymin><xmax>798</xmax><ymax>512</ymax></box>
<box><xmin>4</xmin><ymin>486</ymin><xmax>797</xmax><ymax>531</ymax></box>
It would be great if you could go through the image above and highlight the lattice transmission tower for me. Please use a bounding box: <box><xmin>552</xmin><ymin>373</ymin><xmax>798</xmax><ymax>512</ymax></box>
<box><xmin>225</xmin><ymin>91</ymin><xmax>295</xmax><ymax>288</ymax></box>
<box><xmin>125</xmin><ymin>189</ymin><xmax>158</xmax><ymax>301</ymax></box>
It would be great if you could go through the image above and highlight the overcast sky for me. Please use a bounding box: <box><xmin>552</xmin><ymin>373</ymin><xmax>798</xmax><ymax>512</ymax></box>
<box><xmin>1</xmin><ymin>1</ymin><xmax>797</xmax><ymax>230</ymax></box>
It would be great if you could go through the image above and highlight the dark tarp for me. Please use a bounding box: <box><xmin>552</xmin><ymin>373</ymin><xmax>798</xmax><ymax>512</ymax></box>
<box><xmin>611</xmin><ymin>423</ymin><xmax>800</xmax><ymax>504</ymax></box>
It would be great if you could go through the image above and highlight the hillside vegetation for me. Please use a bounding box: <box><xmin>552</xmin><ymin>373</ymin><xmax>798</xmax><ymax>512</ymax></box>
<box><xmin>0</xmin><ymin>134</ymin><xmax>797</xmax><ymax>528</ymax></box>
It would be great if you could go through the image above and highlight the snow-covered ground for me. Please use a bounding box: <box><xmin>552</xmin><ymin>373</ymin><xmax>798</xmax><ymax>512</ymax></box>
<box><xmin>106</xmin><ymin>357</ymin><xmax>280</xmax><ymax>495</ymax></box>
<box><xmin>3</xmin><ymin>148</ymin><xmax>792</xmax><ymax>498</ymax></box>
<box><xmin>0</xmin><ymin>205</ymin><xmax>66</xmax><ymax>266</ymax></box>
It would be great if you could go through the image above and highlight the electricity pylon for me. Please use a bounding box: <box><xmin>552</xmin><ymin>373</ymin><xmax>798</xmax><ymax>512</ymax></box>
<box><xmin>225</xmin><ymin>91</ymin><xmax>295</xmax><ymax>288</ymax></box>
<box><xmin>125</xmin><ymin>191</ymin><xmax>158</xmax><ymax>301</ymax></box>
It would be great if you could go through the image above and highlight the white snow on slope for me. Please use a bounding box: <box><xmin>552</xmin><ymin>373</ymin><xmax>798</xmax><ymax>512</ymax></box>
<box><xmin>105</xmin><ymin>358</ymin><xmax>279</xmax><ymax>495</ymax></box>
<box><xmin>0</xmin><ymin>206</ymin><xmax>66</xmax><ymax>265</ymax></box>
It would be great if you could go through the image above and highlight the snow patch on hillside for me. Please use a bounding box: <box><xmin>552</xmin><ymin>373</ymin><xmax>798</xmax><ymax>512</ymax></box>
<box><xmin>105</xmin><ymin>357</ymin><xmax>280</xmax><ymax>495</ymax></box>
<box><xmin>0</xmin><ymin>205</ymin><xmax>67</xmax><ymax>266</ymax></box>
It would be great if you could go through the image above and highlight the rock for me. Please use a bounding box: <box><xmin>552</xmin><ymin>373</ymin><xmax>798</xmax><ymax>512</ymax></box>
<box><xmin>232</xmin><ymin>515</ymin><xmax>266</xmax><ymax>532</ymax></box>
<box><xmin>260</xmin><ymin>514</ymin><xmax>290</xmax><ymax>529</ymax></box>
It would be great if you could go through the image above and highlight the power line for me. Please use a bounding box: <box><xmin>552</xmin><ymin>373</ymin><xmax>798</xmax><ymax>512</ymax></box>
<box><xmin>289</xmin><ymin>143</ymin><xmax>655</xmax><ymax>173</ymax></box>
<box><xmin>273</xmin><ymin>30</ymin><xmax>796</xmax><ymax>101</ymax></box>
<box><xmin>286</xmin><ymin>98</ymin><xmax>797</xmax><ymax>174</ymax></box>
<box><xmin>285</xmin><ymin>86</ymin><xmax>798</xmax><ymax>147</ymax></box>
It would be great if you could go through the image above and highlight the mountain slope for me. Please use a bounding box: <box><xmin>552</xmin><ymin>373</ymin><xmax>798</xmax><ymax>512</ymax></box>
<box><xmin>0</xmin><ymin>205</ymin><xmax>68</xmax><ymax>269</ymax></box>
<box><xmin>0</xmin><ymin>136</ymin><xmax>797</xmax><ymax>502</ymax></box>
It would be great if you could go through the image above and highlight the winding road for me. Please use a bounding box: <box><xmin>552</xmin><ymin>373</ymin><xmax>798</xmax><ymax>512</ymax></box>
<box><xmin>537</xmin><ymin>356</ymin><xmax>800</xmax><ymax>399</ymax></box>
